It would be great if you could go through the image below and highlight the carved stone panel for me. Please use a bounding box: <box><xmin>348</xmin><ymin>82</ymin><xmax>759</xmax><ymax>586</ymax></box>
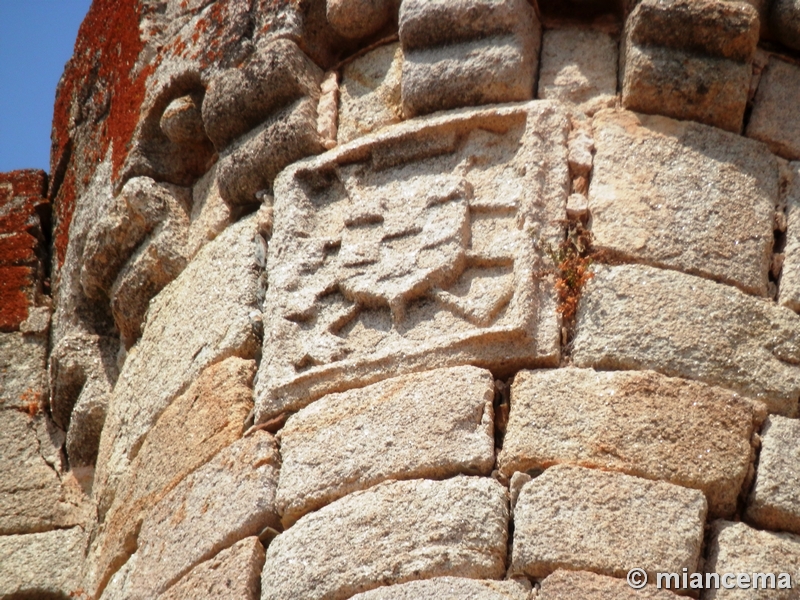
<box><xmin>255</xmin><ymin>101</ymin><xmax>568</xmax><ymax>422</ymax></box>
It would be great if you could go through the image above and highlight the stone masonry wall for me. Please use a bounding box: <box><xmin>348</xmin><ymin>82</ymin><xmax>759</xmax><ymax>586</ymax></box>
<box><xmin>2</xmin><ymin>0</ymin><xmax>800</xmax><ymax>598</ymax></box>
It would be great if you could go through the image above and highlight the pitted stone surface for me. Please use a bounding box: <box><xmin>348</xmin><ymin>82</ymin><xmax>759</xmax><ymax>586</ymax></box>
<box><xmin>621</xmin><ymin>0</ymin><xmax>758</xmax><ymax>132</ymax></box>
<box><xmin>572</xmin><ymin>264</ymin><xmax>800</xmax><ymax>416</ymax></box>
<box><xmin>86</xmin><ymin>357</ymin><xmax>255</xmax><ymax>597</ymax></box>
<box><xmin>779</xmin><ymin>162</ymin><xmax>800</xmax><ymax>311</ymax></box>
<box><xmin>538</xmin><ymin>28</ymin><xmax>618</xmax><ymax>116</ymax></box>
<box><xmin>589</xmin><ymin>110</ymin><xmax>776</xmax><ymax>296</ymax></box>
<box><xmin>338</xmin><ymin>43</ymin><xmax>403</xmax><ymax>144</ymax></box>
<box><xmin>160</xmin><ymin>536</ymin><xmax>265</xmax><ymax>600</ymax></box>
<box><xmin>276</xmin><ymin>365</ymin><xmax>495</xmax><ymax>526</ymax></box>
<box><xmin>399</xmin><ymin>0</ymin><xmax>540</xmax><ymax>117</ymax></box>
<box><xmin>0</xmin><ymin>410</ymin><xmax>91</xmax><ymax>535</ymax></box>
<box><xmin>350</xmin><ymin>577</ymin><xmax>530</xmax><ymax>599</ymax></box>
<box><xmin>0</xmin><ymin>527</ymin><xmax>86</xmax><ymax>598</ymax></box>
<box><xmin>746</xmin><ymin>415</ymin><xmax>800</xmax><ymax>534</ymax></box>
<box><xmin>704</xmin><ymin>521</ymin><xmax>800</xmax><ymax>598</ymax></box>
<box><xmin>498</xmin><ymin>368</ymin><xmax>762</xmax><ymax>518</ymax></box>
<box><xmin>746</xmin><ymin>57</ymin><xmax>800</xmax><ymax>161</ymax></box>
<box><xmin>327</xmin><ymin>0</ymin><xmax>394</xmax><ymax>40</ymax></box>
<box><xmin>262</xmin><ymin>476</ymin><xmax>509</xmax><ymax>600</ymax></box>
<box><xmin>94</xmin><ymin>215</ymin><xmax>263</xmax><ymax>519</ymax></box>
<box><xmin>123</xmin><ymin>432</ymin><xmax>280</xmax><ymax>599</ymax></box>
<box><xmin>539</xmin><ymin>570</ymin><xmax>681</xmax><ymax>599</ymax></box>
<box><xmin>511</xmin><ymin>465</ymin><xmax>707</xmax><ymax>580</ymax></box>
<box><xmin>255</xmin><ymin>101</ymin><xmax>568</xmax><ymax>423</ymax></box>
<box><xmin>770</xmin><ymin>0</ymin><xmax>800</xmax><ymax>51</ymax></box>
<box><xmin>0</xmin><ymin>332</ymin><xmax>47</xmax><ymax>410</ymax></box>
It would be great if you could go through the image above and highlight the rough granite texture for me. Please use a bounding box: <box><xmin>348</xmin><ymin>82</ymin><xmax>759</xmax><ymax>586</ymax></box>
<box><xmin>498</xmin><ymin>368</ymin><xmax>763</xmax><ymax>518</ymax></box>
<box><xmin>779</xmin><ymin>162</ymin><xmax>800</xmax><ymax>311</ymax></box>
<box><xmin>539</xmin><ymin>570</ymin><xmax>682</xmax><ymax>599</ymax></box>
<box><xmin>704</xmin><ymin>521</ymin><xmax>800</xmax><ymax>599</ymax></box>
<box><xmin>746</xmin><ymin>416</ymin><xmax>800</xmax><ymax>534</ymax></box>
<box><xmin>350</xmin><ymin>577</ymin><xmax>531</xmax><ymax>600</ymax></box>
<box><xmin>93</xmin><ymin>215</ymin><xmax>263</xmax><ymax>519</ymax></box>
<box><xmin>537</xmin><ymin>28</ymin><xmax>618</xmax><ymax>116</ymax></box>
<box><xmin>255</xmin><ymin>101</ymin><xmax>567</xmax><ymax>423</ymax></box>
<box><xmin>160</xmin><ymin>536</ymin><xmax>265</xmax><ymax>600</ymax></box>
<box><xmin>0</xmin><ymin>332</ymin><xmax>48</xmax><ymax>410</ymax></box>
<box><xmin>276</xmin><ymin>365</ymin><xmax>495</xmax><ymax>526</ymax></box>
<box><xmin>85</xmin><ymin>357</ymin><xmax>256</xmax><ymax>597</ymax></box>
<box><xmin>589</xmin><ymin>109</ymin><xmax>776</xmax><ymax>296</ymax></box>
<box><xmin>0</xmin><ymin>527</ymin><xmax>86</xmax><ymax>599</ymax></box>
<box><xmin>511</xmin><ymin>465</ymin><xmax>707</xmax><ymax>580</ymax></box>
<box><xmin>262</xmin><ymin>476</ymin><xmax>509</xmax><ymax>600</ymax></box>
<box><xmin>572</xmin><ymin>264</ymin><xmax>800</xmax><ymax>416</ymax></box>
<box><xmin>746</xmin><ymin>56</ymin><xmax>800</xmax><ymax>161</ymax></box>
<box><xmin>120</xmin><ymin>432</ymin><xmax>280</xmax><ymax>599</ymax></box>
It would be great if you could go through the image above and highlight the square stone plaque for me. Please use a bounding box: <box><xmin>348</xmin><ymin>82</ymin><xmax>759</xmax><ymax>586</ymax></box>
<box><xmin>255</xmin><ymin>101</ymin><xmax>568</xmax><ymax>422</ymax></box>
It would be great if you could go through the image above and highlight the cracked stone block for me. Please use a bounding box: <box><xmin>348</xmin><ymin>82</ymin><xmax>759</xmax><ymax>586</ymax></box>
<box><xmin>160</xmin><ymin>536</ymin><xmax>265</xmax><ymax>600</ymax></box>
<box><xmin>338</xmin><ymin>42</ymin><xmax>403</xmax><ymax>144</ymax></box>
<box><xmin>350</xmin><ymin>577</ymin><xmax>531</xmax><ymax>600</ymax></box>
<box><xmin>621</xmin><ymin>0</ymin><xmax>759</xmax><ymax>132</ymax></box>
<box><xmin>0</xmin><ymin>410</ymin><xmax>92</xmax><ymax>535</ymax></box>
<box><xmin>93</xmin><ymin>215</ymin><xmax>263</xmax><ymax>521</ymax></box>
<box><xmin>255</xmin><ymin>101</ymin><xmax>568</xmax><ymax>423</ymax></box>
<box><xmin>540</xmin><ymin>570</ymin><xmax>682</xmax><ymax>599</ymax></box>
<box><xmin>511</xmin><ymin>465</ymin><xmax>706</xmax><ymax>581</ymax></box>
<box><xmin>498</xmin><ymin>368</ymin><xmax>763</xmax><ymax>518</ymax></box>
<box><xmin>120</xmin><ymin>432</ymin><xmax>280</xmax><ymax>599</ymax></box>
<box><xmin>572</xmin><ymin>264</ymin><xmax>800</xmax><ymax>416</ymax></box>
<box><xmin>0</xmin><ymin>331</ymin><xmax>47</xmax><ymax>410</ymax></box>
<box><xmin>0</xmin><ymin>527</ymin><xmax>86</xmax><ymax>598</ymax></box>
<box><xmin>779</xmin><ymin>163</ymin><xmax>800</xmax><ymax>311</ymax></box>
<box><xmin>85</xmin><ymin>357</ymin><xmax>255</xmax><ymax>598</ymax></box>
<box><xmin>537</xmin><ymin>28</ymin><xmax>618</xmax><ymax>116</ymax></box>
<box><xmin>704</xmin><ymin>521</ymin><xmax>800</xmax><ymax>598</ymax></box>
<box><xmin>399</xmin><ymin>0</ymin><xmax>541</xmax><ymax>117</ymax></box>
<box><xmin>276</xmin><ymin>365</ymin><xmax>495</xmax><ymax>527</ymax></box>
<box><xmin>746</xmin><ymin>416</ymin><xmax>800</xmax><ymax>534</ymax></box>
<box><xmin>589</xmin><ymin>109</ymin><xmax>776</xmax><ymax>296</ymax></box>
<box><xmin>262</xmin><ymin>476</ymin><xmax>508</xmax><ymax>600</ymax></box>
<box><xmin>746</xmin><ymin>57</ymin><xmax>800</xmax><ymax>161</ymax></box>
<box><xmin>770</xmin><ymin>0</ymin><xmax>800</xmax><ymax>51</ymax></box>
<box><xmin>186</xmin><ymin>162</ymin><xmax>233</xmax><ymax>260</ymax></box>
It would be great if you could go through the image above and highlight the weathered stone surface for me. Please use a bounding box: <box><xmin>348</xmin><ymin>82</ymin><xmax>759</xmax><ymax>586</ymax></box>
<box><xmin>704</xmin><ymin>521</ymin><xmax>800</xmax><ymax>598</ymax></box>
<box><xmin>511</xmin><ymin>465</ymin><xmax>707</xmax><ymax>580</ymax></box>
<box><xmin>160</xmin><ymin>536</ymin><xmax>265</xmax><ymax>600</ymax></box>
<box><xmin>0</xmin><ymin>410</ymin><xmax>91</xmax><ymax>535</ymax></box>
<box><xmin>277</xmin><ymin>365</ymin><xmax>495</xmax><ymax>526</ymax></box>
<box><xmin>779</xmin><ymin>163</ymin><xmax>800</xmax><ymax>311</ymax></box>
<box><xmin>123</xmin><ymin>432</ymin><xmax>280</xmax><ymax>598</ymax></box>
<box><xmin>621</xmin><ymin>0</ymin><xmax>759</xmax><ymax>132</ymax></box>
<box><xmin>0</xmin><ymin>527</ymin><xmax>86</xmax><ymax>598</ymax></box>
<box><xmin>327</xmin><ymin>0</ymin><xmax>394</xmax><ymax>39</ymax></box>
<box><xmin>589</xmin><ymin>109</ymin><xmax>776</xmax><ymax>296</ymax></box>
<box><xmin>572</xmin><ymin>264</ymin><xmax>800</xmax><ymax>416</ymax></box>
<box><xmin>350</xmin><ymin>577</ymin><xmax>530</xmax><ymax>599</ymax></box>
<box><xmin>0</xmin><ymin>332</ymin><xmax>47</xmax><ymax>410</ymax></box>
<box><xmin>186</xmin><ymin>162</ymin><xmax>233</xmax><ymax>260</ymax></box>
<box><xmin>770</xmin><ymin>0</ymin><xmax>800</xmax><ymax>51</ymax></box>
<box><xmin>86</xmin><ymin>357</ymin><xmax>255</xmax><ymax>597</ymax></box>
<box><xmin>746</xmin><ymin>415</ymin><xmax>800</xmax><ymax>534</ymax></box>
<box><xmin>539</xmin><ymin>569</ymin><xmax>682</xmax><ymax>599</ymax></box>
<box><xmin>399</xmin><ymin>0</ymin><xmax>540</xmax><ymax>117</ymax></box>
<box><xmin>262</xmin><ymin>476</ymin><xmax>509</xmax><ymax>600</ymax></box>
<box><xmin>746</xmin><ymin>57</ymin><xmax>800</xmax><ymax>161</ymax></box>
<box><xmin>0</xmin><ymin>169</ymin><xmax>49</xmax><ymax>333</ymax></box>
<box><xmin>48</xmin><ymin>332</ymin><xmax>118</xmax><ymax>466</ymax></box>
<box><xmin>537</xmin><ymin>28</ymin><xmax>617</xmax><ymax>116</ymax></box>
<box><xmin>94</xmin><ymin>215</ymin><xmax>263</xmax><ymax>519</ymax></box>
<box><xmin>255</xmin><ymin>101</ymin><xmax>568</xmax><ymax>423</ymax></box>
<box><xmin>338</xmin><ymin>42</ymin><xmax>403</xmax><ymax>144</ymax></box>
<box><xmin>498</xmin><ymin>368</ymin><xmax>762</xmax><ymax>518</ymax></box>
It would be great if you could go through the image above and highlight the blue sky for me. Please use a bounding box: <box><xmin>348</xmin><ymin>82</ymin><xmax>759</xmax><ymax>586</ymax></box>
<box><xmin>0</xmin><ymin>2</ymin><xmax>92</xmax><ymax>173</ymax></box>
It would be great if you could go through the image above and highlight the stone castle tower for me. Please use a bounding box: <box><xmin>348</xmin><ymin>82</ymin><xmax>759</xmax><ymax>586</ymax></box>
<box><xmin>2</xmin><ymin>0</ymin><xmax>800</xmax><ymax>597</ymax></box>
